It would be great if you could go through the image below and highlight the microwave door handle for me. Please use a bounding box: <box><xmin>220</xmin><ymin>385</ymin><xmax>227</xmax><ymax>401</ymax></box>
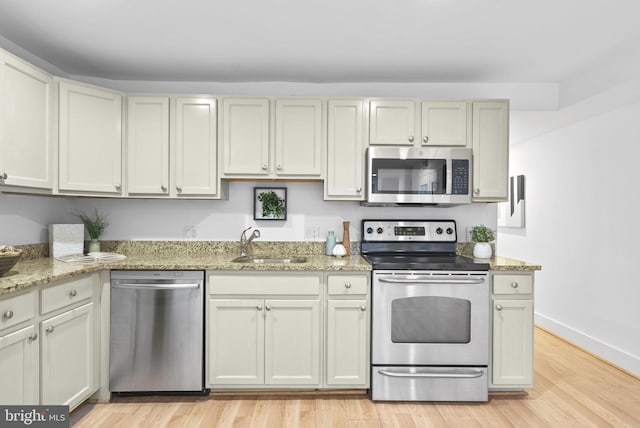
<box><xmin>377</xmin><ymin>277</ymin><xmax>486</xmax><ymax>285</ymax></box>
<box><xmin>445</xmin><ymin>157</ymin><xmax>453</xmax><ymax>195</ymax></box>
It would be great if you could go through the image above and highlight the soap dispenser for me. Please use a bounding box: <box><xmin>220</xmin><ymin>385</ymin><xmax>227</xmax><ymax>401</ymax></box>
<box><xmin>325</xmin><ymin>231</ymin><xmax>336</xmax><ymax>256</ymax></box>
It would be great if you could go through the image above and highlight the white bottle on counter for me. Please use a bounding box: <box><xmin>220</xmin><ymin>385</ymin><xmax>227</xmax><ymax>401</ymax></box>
<box><xmin>325</xmin><ymin>231</ymin><xmax>336</xmax><ymax>256</ymax></box>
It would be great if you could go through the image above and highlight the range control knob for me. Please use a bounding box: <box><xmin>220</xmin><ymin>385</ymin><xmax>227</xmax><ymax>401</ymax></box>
<box><xmin>377</xmin><ymin>227</ymin><xmax>384</xmax><ymax>234</ymax></box>
<box><xmin>436</xmin><ymin>227</ymin><xmax>443</xmax><ymax>235</ymax></box>
<box><xmin>366</xmin><ymin>227</ymin><xmax>373</xmax><ymax>234</ymax></box>
<box><xmin>446</xmin><ymin>227</ymin><xmax>454</xmax><ymax>235</ymax></box>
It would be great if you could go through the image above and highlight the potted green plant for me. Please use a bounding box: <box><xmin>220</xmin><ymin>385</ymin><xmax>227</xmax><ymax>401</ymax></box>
<box><xmin>470</xmin><ymin>225</ymin><xmax>495</xmax><ymax>259</ymax></box>
<box><xmin>73</xmin><ymin>209</ymin><xmax>110</xmax><ymax>253</ymax></box>
<box><xmin>258</xmin><ymin>190</ymin><xmax>285</xmax><ymax>219</ymax></box>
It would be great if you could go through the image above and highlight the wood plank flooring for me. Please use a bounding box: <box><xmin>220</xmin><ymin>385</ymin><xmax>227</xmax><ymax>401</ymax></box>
<box><xmin>71</xmin><ymin>327</ymin><xmax>640</xmax><ymax>427</ymax></box>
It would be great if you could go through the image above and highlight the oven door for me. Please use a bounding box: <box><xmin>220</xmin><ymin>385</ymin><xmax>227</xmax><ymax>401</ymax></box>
<box><xmin>372</xmin><ymin>271</ymin><xmax>489</xmax><ymax>366</ymax></box>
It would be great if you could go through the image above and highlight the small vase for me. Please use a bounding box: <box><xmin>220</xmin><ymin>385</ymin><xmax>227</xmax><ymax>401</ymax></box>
<box><xmin>473</xmin><ymin>242</ymin><xmax>492</xmax><ymax>259</ymax></box>
<box><xmin>88</xmin><ymin>239</ymin><xmax>101</xmax><ymax>253</ymax></box>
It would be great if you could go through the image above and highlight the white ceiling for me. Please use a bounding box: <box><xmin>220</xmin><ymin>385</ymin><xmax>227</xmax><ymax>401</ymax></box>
<box><xmin>0</xmin><ymin>0</ymin><xmax>639</xmax><ymax>83</ymax></box>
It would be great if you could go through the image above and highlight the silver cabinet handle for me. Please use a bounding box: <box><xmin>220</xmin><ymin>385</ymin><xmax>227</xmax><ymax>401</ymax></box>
<box><xmin>46</xmin><ymin>326</ymin><xmax>55</xmax><ymax>334</ymax></box>
<box><xmin>360</xmin><ymin>305</ymin><xmax>366</xmax><ymax>311</ymax></box>
<box><xmin>345</xmin><ymin>282</ymin><xmax>351</xmax><ymax>289</ymax></box>
<box><xmin>496</xmin><ymin>305</ymin><xmax>503</xmax><ymax>311</ymax></box>
<box><xmin>29</xmin><ymin>333</ymin><xmax>38</xmax><ymax>342</ymax></box>
<box><xmin>115</xmin><ymin>184</ymin><xmax>121</xmax><ymax>191</ymax></box>
<box><xmin>276</xmin><ymin>165</ymin><xmax>282</xmax><ymax>171</ymax></box>
<box><xmin>0</xmin><ymin>172</ymin><xmax>7</xmax><ymax>181</ymax></box>
<box><xmin>69</xmin><ymin>289</ymin><xmax>77</xmax><ymax>297</ymax></box>
<box><xmin>356</xmin><ymin>187</ymin><xmax>362</xmax><ymax>193</ymax></box>
<box><xmin>265</xmin><ymin>305</ymin><xmax>271</xmax><ymax>311</ymax></box>
<box><xmin>176</xmin><ymin>186</ymin><xmax>183</xmax><ymax>193</ymax></box>
<box><xmin>423</xmin><ymin>136</ymin><xmax>429</xmax><ymax>143</ymax></box>
<box><xmin>262</xmin><ymin>164</ymin><xmax>268</xmax><ymax>170</ymax></box>
<box><xmin>256</xmin><ymin>305</ymin><xmax>263</xmax><ymax>311</ymax></box>
<box><xmin>474</xmin><ymin>188</ymin><xmax>480</xmax><ymax>195</ymax></box>
<box><xmin>511</xmin><ymin>282</ymin><xmax>519</xmax><ymax>288</ymax></box>
<box><xmin>408</xmin><ymin>136</ymin><xmax>414</xmax><ymax>142</ymax></box>
<box><xmin>161</xmin><ymin>185</ymin><xmax>167</xmax><ymax>192</ymax></box>
<box><xmin>2</xmin><ymin>310</ymin><xmax>14</xmax><ymax>320</ymax></box>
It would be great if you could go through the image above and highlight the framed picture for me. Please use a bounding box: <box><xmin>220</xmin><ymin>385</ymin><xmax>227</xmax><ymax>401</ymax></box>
<box><xmin>498</xmin><ymin>175</ymin><xmax>525</xmax><ymax>228</ymax></box>
<box><xmin>254</xmin><ymin>187</ymin><xmax>287</xmax><ymax>221</ymax></box>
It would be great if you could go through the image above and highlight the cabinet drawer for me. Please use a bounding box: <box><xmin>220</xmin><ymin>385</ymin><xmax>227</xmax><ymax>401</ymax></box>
<box><xmin>41</xmin><ymin>275</ymin><xmax>95</xmax><ymax>314</ymax></box>
<box><xmin>0</xmin><ymin>292</ymin><xmax>34</xmax><ymax>331</ymax></box>
<box><xmin>210</xmin><ymin>274</ymin><xmax>321</xmax><ymax>295</ymax></box>
<box><xmin>327</xmin><ymin>275</ymin><xmax>368</xmax><ymax>295</ymax></box>
<box><xmin>493</xmin><ymin>275</ymin><xmax>533</xmax><ymax>295</ymax></box>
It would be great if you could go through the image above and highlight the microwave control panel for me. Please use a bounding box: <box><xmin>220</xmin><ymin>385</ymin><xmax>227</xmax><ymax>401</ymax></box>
<box><xmin>362</xmin><ymin>220</ymin><xmax>457</xmax><ymax>242</ymax></box>
<box><xmin>451</xmin><ymin>159</ymin><xmax>470</xmax><ymax>195</ymax></box>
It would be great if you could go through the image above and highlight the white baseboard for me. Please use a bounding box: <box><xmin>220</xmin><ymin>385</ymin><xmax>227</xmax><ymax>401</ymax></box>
<box><xmin>535</xmin><ymin>313</ymin><xmax>640</xmax><ymax>377</ymax></box>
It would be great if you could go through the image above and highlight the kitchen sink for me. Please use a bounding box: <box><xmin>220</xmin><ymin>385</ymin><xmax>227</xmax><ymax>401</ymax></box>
<box><xmin>231</xmin><ymin>256</ymin><xmax>308</xmax><ymax>264</ymax></box>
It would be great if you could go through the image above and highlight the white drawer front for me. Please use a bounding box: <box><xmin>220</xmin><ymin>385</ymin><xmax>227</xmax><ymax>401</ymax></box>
<box><xmin>0</xmin><ymin>292</ymin><xmax>35</xmax><ymax>331</ymax></box>
<box><xmin>493</xmin><ymin>274</ymin><xmax>533</xmax><ymax>295</ymax></box>
<box><xmin>327</xmin><ymin>275</ymin><xmax>368</xmax><ymax>295</ymax></box>
<box><xmin>210</xmin><ymin>274</ymin><xmax>321</xmax><ymax>295</ymax></box>
<box><xmin>41</xmin><ymin>275</ymin><xmax>95</xmax><ymax>314</ymax></box>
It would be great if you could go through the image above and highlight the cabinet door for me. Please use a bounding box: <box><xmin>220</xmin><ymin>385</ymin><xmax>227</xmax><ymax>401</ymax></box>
<box><xmin>325</xmin><ymin>99</ymin><xmax>366</xmax><ymax>200</ymax></box>
<box><xmin>41</xmin><ymin>301</ymin><xmax>94</xmax><ymax>408</ymax></box>
<box><xmin>326</xmin><ymin>300</ymin><xmax>368</xmax><ymax>386</ymax></box>
<box><xmin>0</xmin><ymin>325</ymin><xmax>38</xmax><ymax>405</ymax></box>
<box><xmin>208</xmin><ymin>299</ymin><xmax>264</xmax><ymax>386</ymax></box>
<box><xmin>274</xmin><ymin>99</ymin><xmax>322</xmax><ymax>177</ymax></box>
<box><xmin>472</xmin><ymin>101</ymin><xmax>509</xmax><ymax>201</ymax></box>
<box><xmin>264</xmin><ymin>299</ymin><xmax>320</xmax><ymax>385</ymax></box>
<box><xmin>58</xmin><ymin>81</ymin><xmax>122</xmax><ymax>194</ymax></box>
<box><xmin>127</xmin><ymin>96</ymin><xmax>169</xmax><ymax>195</ymax></box>
<box><xmin>492</xmin><ymin>299</ymin><xmax>533</xmax><ymax>386</ymax></box>
<box><xmin>0</xmin><ymin>51</ymin><xmax>53</xmax><ymax>189</ymax></box>
<box><xmin>421</xmin><ymin>101</ymin><xmax>468</xmax><ymax>146</ymax></box>
<box><xmin>369</xmin><ymin>100</ymin><xmax>416</xmax><ymax>145</ymax></box>
<box><xmin>175</xmin><ymin>97</ymin><xmax>218</xmax><ymax>196</ymax></box>
<box><xmin>222</xmin><ymin>98</ymin><xmax>270</xmax><ymax>176</ymax></box>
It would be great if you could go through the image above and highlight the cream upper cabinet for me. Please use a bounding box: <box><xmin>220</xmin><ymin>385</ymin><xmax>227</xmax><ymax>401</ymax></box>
<box><xmin>221</xmin><ymin>97</ymin><xmax>270</xmax><ymax>176</ymax></box>
<box><xmin>58</xmin><ymin>80</ymin><xmax>123</xmax><ymax>194</ymax></box>
<box><xmin>369</xmin><ymin>100</ymin><xmax>416</xmax><ymax>145</ymax></box>
<box><xmin>472</xmin><ymin>100</ymin><xmax>509</xmax><ymax>201</ymax></box>
<box><xmin>174</xmin><ymin>97</ymin><xmax>218</xmax><ymax>196</ymax></box>
<box><xmin>421</xmin><ymin>101</ymin><xmax>468</xmax><ymax>146</ymax></box>
<box><xmin>491</xmin><ymin>273</ymin><xmax>534</xmax><ymax>389</ymax></box>
<box><xmin>274</xmin><ymin>98</ymin><xmax>323</xmax><ymax>177</ymax></box>
<box><xmin>0</xmin><ymin>50</ymin><xmax>54</xmax><ymax>190</ymax></box>
<box><xmin>325</xmin><ymin>99</ymin><xmax>366</xmax><ymax>200</ymax></box>
<box><xmin>126</xmin><ymin>96</ymin><xmax>170</xmax><ymax>195</ymax></box>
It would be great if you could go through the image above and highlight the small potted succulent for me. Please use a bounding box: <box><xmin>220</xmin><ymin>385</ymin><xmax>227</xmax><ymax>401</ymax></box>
<box><xmin>470</xmin><ymin>225</ymin><xmax>495</xmax><ymax>259</ymax></box>
<box><xmin>73</xmin><ymin>209</ymin><xmax>110</xmax><ymax>253</ymax></box>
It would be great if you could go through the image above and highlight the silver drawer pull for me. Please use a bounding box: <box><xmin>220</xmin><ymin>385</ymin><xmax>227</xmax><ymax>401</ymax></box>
<box><xmin>256</xmin><ymin>305</ymin><xmax>263</xmax><ymax>311</ymax></box>
<box><xmin>46</xmin><ymin>326</ymin><xmax>55</xmax><ymax>334</ymax></box>
<box><xmin>379</xmin><ymin>369</ymin><xmax>484</xmax><ymax>379</ymax></box>
<box><xmin>511</xmin><ymin>282</ymin><xmax>519</xmax><ymax>288</ymax></box>
<box><xmin>69</xmin><ymin>289</ymin><xmax>77</xmax><ymax>297</ymax></box>
<box><xmin>345</xmin><ymin>282</ymin><xmax>351</xmax><ymax>289</ymax></box>
<box><xmin>496</xmin><ymin>305</ymin><xmax>503</xmax><ymax>311</ymax></box>
<box><xmin>29</xmin><ymin>333</ymin><xmax>38</xmax><ymax>342</ymax></box>
<box><xmin>265</xmin><ymin>305</ymin><xmax>271</xmax><ymax>311</ymax></box>
<box><xmin>2</xmin><ymin>310</ymin><xmax>14</xmax><ymax>320</ymax></box>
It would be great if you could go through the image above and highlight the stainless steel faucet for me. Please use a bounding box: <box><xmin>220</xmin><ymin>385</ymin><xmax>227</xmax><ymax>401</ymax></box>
<box><xmin>240</xmin><ymin>227</ymin><xmax>261</xmax><ymax>256</ymax></box>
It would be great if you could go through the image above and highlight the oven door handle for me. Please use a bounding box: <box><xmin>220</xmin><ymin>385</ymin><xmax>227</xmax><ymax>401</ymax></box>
<box><xmin>378</xmin><ymin>369</ymin><xmax>485</xmax><ymax>379</ymax></box>
<box><xmin>377</xmin><ymin>277</ymin><xmax>485</xmax><ymax>285</ymax></box>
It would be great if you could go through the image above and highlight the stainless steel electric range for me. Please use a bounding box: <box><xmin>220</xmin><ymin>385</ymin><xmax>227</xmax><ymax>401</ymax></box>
<box><xmin>361</xmin><ymin>219</ymin><xmax>491</xmax><ymax>402</ymax></box>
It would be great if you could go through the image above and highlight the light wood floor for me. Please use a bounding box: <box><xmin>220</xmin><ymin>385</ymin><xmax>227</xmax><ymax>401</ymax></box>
<box><xmin>71</xmin><ymin>327</ymin><xmax>640</xmax><ymax>427</ymax></box>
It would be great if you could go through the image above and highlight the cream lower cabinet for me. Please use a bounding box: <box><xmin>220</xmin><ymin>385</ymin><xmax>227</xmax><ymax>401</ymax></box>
<box><xmin>0</xmin><ymin>324</ymin><xmax>39</xmax><ymax>404</ymax></box>
<box><xmin>208</xmin><ymin>272</ymin><xmax>321</xmax><ymax>388</ymax></box>
<box><xmin>41</xmin><ymin>301</ymin><xmax>95</xmax><ymax>408</ymax></box>
<box><xmin>491</xmin><ymin>272</ymin><xmax>534</xmax><ymax>389</ymax></box>
<box><xmin>325</xmin><ymin>274</ymin><xmax>370</xmax><ymax>387</ymax></box>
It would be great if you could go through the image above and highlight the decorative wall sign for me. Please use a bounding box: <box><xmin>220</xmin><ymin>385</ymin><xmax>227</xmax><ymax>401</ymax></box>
<box><xmin>498</xmin><ymin>175</ymin><xmax>525</xmax><ymax>228</ymax></box>
<box><xmin>254</xmin><ymin>187</ymin><xmax>287</xmax><ymax>220</ymax></box>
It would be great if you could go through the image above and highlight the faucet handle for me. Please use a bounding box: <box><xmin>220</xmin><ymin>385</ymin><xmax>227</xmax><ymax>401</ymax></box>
<box><xmin>241</xmin><ymin>226</ymin><xmax>252</xmax><ymax>240</ymax></box>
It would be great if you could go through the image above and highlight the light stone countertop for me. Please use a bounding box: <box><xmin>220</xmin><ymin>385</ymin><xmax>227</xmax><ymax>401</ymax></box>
<box><xmin>0</xmin><ymin>246</ymin><xmax>541</xmax><ymax>297</ymax></box>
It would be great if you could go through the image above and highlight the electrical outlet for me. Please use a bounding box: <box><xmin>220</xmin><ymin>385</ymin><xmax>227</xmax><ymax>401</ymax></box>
<box><xmin>305</xmin><ymin>226</ymin><xmax>320</xmax><ymax>240</ymax></box>
<box><xmin>183</xmin><ymin>226</ymin><xmax>197</xmax><ymax>240</ymax></box>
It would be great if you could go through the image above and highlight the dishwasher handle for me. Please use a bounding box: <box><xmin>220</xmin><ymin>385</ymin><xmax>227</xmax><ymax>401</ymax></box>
<box><xmin>112</xmin><ymin>282</ymin><xmax>201</xmax><ymax>290</ymax></box>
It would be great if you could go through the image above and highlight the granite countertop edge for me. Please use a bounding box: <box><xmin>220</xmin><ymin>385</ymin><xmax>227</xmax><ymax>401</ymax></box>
<box><xmin>0</xmin><ymin>253</ymin><xmax>541</xmax><ymax>297</ymax></box>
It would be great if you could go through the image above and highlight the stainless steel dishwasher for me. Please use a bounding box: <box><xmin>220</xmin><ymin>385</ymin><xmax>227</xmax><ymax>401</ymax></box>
<box><xmin>110</xmin><ymin>270</ymin><xmax>206</xmax><ymax>394</ymax></box>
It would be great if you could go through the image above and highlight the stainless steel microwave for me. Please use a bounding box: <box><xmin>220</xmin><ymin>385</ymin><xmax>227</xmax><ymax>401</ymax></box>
<box><xmin>366</xmin><ymin>147</ymin><xmax>472</xmax><ymax>205</ymax></box>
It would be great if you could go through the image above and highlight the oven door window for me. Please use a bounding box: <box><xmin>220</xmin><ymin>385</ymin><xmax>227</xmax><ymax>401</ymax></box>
<box><xmin>391</xmin><ymin>296</ymin><xmax>470</xmax><ymax>343</ymax></box>
<box><xmin>371</xmin><ymin>158</ymin><xmax>446</xmax><ymax>195</ymax></box>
